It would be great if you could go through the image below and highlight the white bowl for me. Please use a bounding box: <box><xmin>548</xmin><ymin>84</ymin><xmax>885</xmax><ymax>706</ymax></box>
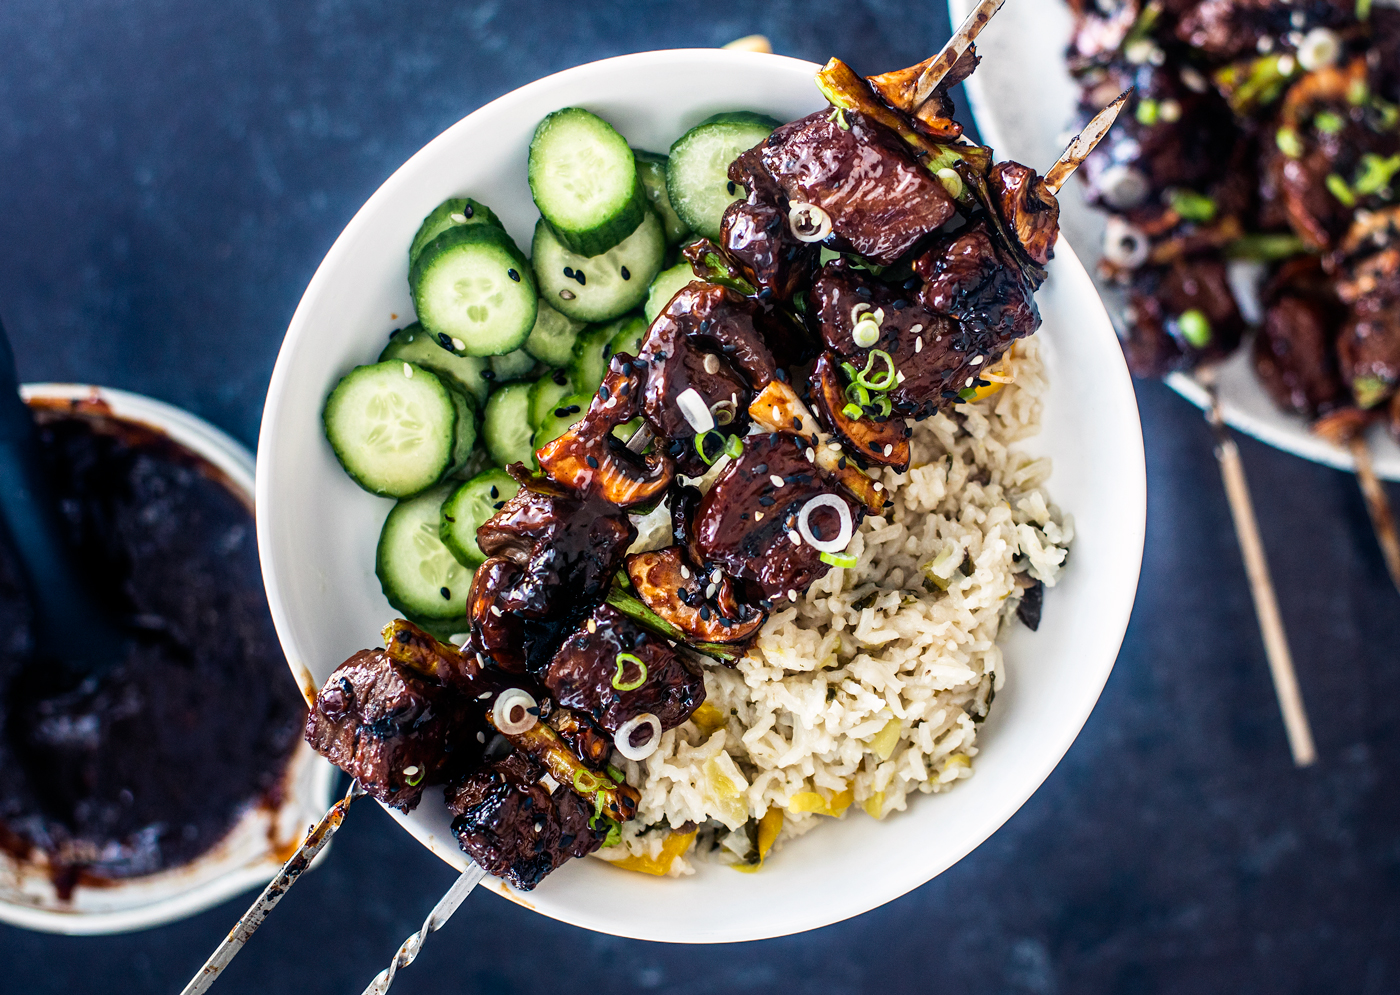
<box><xmin>0</xmin><ymin>384</ymin><xmax>336</xmax><ymax>936</ymax></box>
<box><xmin>949</xmin><ymin>0</ymin><xmax>1400</xmax><ymax>480</ymax></box>
<box><xmin>257</xmin><ymin>49</ymin><xmax>1146</xmax><ymax>942</ymax></box>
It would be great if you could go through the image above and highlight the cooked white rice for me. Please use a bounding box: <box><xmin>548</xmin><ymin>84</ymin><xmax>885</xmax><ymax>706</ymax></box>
<box><xmin>593</xmin><ymin>338</ymin><xmax>1073</xmax><ymax>874</ymax></box>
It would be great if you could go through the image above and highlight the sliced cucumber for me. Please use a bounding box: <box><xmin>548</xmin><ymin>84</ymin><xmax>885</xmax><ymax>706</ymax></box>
<box><xmin>634</xmin><ymin>149</ymin><xmax>690</xmax><ymax>246</ymax></box>
<box><xmin>532</xmin><ymin>392</ymin><xmax>590</xmax><ymax>454</ymax></box>
<box><xmin>529</xmin><ymin>108</ymin><xmax>646</xmax><ymax>257</ymax></box>
<box><xmin>440</xmin><ymin>468</ymin><xmax>521</xmax><ymax>567</ymax></box>
<box><xmin>379</xmin><ymin>323</ymin><xmax>492</xmax><ymax>408</ymax></box>
<box><xmin>523</xmin><ymin>298</ymin><xmax>585</xmax><ymax>367</ymax></box>
<box><xmin>569</xmin><ymin>319</ymin><xmax>623</xmax><ymax>398</ymax></box>
<box><xmin>445</xmin><ymin>387</ymin><xmax>479</xmax><ymax>477</ymax></box>
<box><xmin>528</xmin><ymin>368</ymin><xmax>576</xmax><ymax>429</ymax></box>
<box><xmin>376</xmin><ymin>482</ymin><xmax>473</xmax><ymax>620</ymax></box>
<box><xmin>644</xmin><ymin>261</ymin><xmax>697</xmax><ymax>323</ymax></box>
<box><xmin>607</xmin><ymin>313</ymin><xmax>648</xmax><ymax>361</ymax></box>
<box><xmin>667</xmin><ymin>112</ymin><xmax>780</xmax><ymax>241</ymax></box>
<box><xmin>532</xmin><ymin>211</ymin><xmax>665</xmax><ymax>323</ymax></box>
<box><xmin>411</xmin><ymin>224</ymin><xmax>537</xmax><ymax>357</ymax></box>
<box><xmin>409</xmin><ymin>197</ymin><xmax>502</xmax><ymax>269</ymax></box>
<box><xmin>323</xmin><ymin>360</ymin><xmax>456</xmax><ymax>498</ymax></box>
<box><xmin>490</xmin><ymin>348</ymin><xmax>537</xmax><ymax>382</ymax></box>
<box><xmin>482</xmin><ymin>380</ymin><xmax>536</xmax><ymax>468</ymax></box>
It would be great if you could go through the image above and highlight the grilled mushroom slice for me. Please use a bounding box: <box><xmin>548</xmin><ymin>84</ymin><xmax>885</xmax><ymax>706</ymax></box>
<box><xmin>625</xmin><ymin>546</ymin><xmax>766</xmax><ymax>644</ymax></box>
<box><xmin>808</xmin><ymin>351</ymin><xmax>910</xmax><ymax>472</ymax></box>
<box><xmin>536</xmin><ymin>357</ymin><xmax>674</xmax><ymax>508</ymax></box>
<box><xmin>988</xmin><ymin>161</ymin><xmax>1061</xmax><ymax>267</ymax></box>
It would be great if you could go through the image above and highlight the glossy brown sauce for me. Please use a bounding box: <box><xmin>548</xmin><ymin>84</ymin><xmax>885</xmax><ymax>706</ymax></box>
<box><xmin>0</xmin><ymin>401</ymin><xmax>305</xmax><ymax>898</ymax></box>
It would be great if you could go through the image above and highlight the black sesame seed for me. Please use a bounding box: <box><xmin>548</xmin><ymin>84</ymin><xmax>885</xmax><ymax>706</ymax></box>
<box><xmin>508</xmin><ymin>268</ymin><xmax>521</xmax><ymax>282</ymax></box>
<box><xmin>482</xmin><ymin>369</ymin><xmax>496</xmax><ymax>381</ymax></box>
<box><xmin>493</xmin><ymin>501</ymin><xmax>504</xmax><ymax>509</ymax></box>
<box><xmin>443</xmin><ymin>514</ymin><xmax>455</xmax><ymax>523</ymax></box>
<box><xmin>586</xmin><ymin>455</ymin><xmax>599</xmax><ymax>469</ymax></box>
<box><xmin>740</xmin><ymin>512</ymin><xmax>749</xmax><ymax>520</ymax></box>
<box><xmin>758</xmin><ymin>287</ymin><xmax>773</xmax><ymax>301</ymax></box>
<box><xmin>838</xmin><ymin>456</ymin><xmax>848</xmax><ymax>469</ymax></box>
<box><xmin>775</xmin><ymin>366</ymin><xmax>788</xmax><ymax>382</ymax></box>
<box><xmin>574</xmin><ymin>269</ymin><xmax>587</xmax><ymax>285</ymax></box>
<box><xmin>553</xmin><ymin>369</ymin><xmax>568</xmax><ymax>385</ymax></box>
<box><xmin>699</xmin><ymin>604</ymin><xmax>711</xmax><ymax>620</ymax></box>
<box><xmin>599</xmin><ymin>383</ymin><xmax>611</xmax><ymax>400</ymax></box>
<box><xmin>489</xmin><ymin>486</ymin><xmax>499</xmax><ymax>499</ymax></box>
<box><xmin>759</xmin><ymin>495</ymin><xmax>775</xmax><ymax>506</ymax></box>
<box><xmin>791</xmin><ymin>417</ymin><xmax>801</xmax><ymax>429</ymax></box>
<box><xmin>463</xmin><ymin>203</ymin><xmax>474</xmax><ymax>218</ymax></box>
<box><xmin>621</xmin><ymin>266</ymin><xmax>631</xmax><ymax>280</ymax></box>
<box><xmin>437</xmin><ymin>332</ymin><xmax>453</xmax><ymax>348</ymax></box>
<box><xmin>727</xmin><ymin>180</ymin><xmax>737</xmax><ymax>195</ymax></box>
<box><xmin>603</xmin><ymin>343</ymin><xmax>613</xmax><ymax>359</ymax></box>
<box><xmin>440</xmin><ymin>587</ymin><xmax>451</xmax><ymax>599</ymax></box>
<box><xmin>618</xmin><ymin>382</ymin><xmax>631</xmax><ymax>396</ymax></box>
<box><xmin>620</xmin><ymin>361</ymin><xmax>633</xmax><ymax>375</ymax></box>
<box><xmin>891</xmin><ymin>299</ymin><xmax>908</xmax><ymax>310</ymax></box>
<box><xmin>754</xmin><ymin>463</ymin><xmax>768</xmax><ymax>474</ymax></box>
<box><xmin>563</xmin><ymin>266</ymin><xmax>575</xmax><ymax>278</ymax></box>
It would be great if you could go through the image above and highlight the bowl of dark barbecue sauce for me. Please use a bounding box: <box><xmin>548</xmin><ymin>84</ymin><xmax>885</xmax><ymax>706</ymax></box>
<box><xmin>0</xmin><ymin>385</ymin><xmax>334</xmax><ymax>934</ymax></box>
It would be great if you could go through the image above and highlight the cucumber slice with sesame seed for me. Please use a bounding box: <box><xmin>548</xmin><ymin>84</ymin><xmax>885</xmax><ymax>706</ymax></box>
<box><xmin>532</xmin><ymin>211</ymin><xmax>665</xmax><ymax>323</ymax></box>
<box><xmin>376</xmin><ymin>482</ymin><xmax>473</xmax><ymax>619</ymax></box>
<box><xmin>323</xmin><ymin>360</ymin><xmax>457</xmax><ymax>498</ymax></box>
<box><xmin>489</xmin><ymin>348</ymin><xmax>538</xmax><ymax>382</ymax></box>
<box><xmin>569</xmin><ymin>318</ymin><xmax>626</xmax><ymax>399</ymax></box>
<box><xmin>440</xmin><ymin>468</ymin><xmax>521</xmax><ymax>568</ymax></box>
<box><xmin>667</xmin><ymin>112</ymin><xmax>780</xmax><ymax>242</ymax></box>
<box><xmin>444</xmin><ymin>387</ymin><xmax>478</xmax><ymax>477</ymax></box>
<box><xmin>411</xmin><ymin>224</ymin><xmax>537</xmax><ymax>357</ymax></box>
<box><xmin>481</xmin><ymin>380</ymin><xmax>537</xmax><ymax>468</ymax></box>
<box><xmin>523</xmin><ymin>298</ymin><xmax>585</xmax><ymax>367</ymax></box>
<box><xmin>532</xmin><ymin>392</ymin><xmax>591</xmax><ymax>454</ymax></box>
<box><xmin>644</xmin><ymin>261</ymin><xmax>697</xmax><ymax>323</ymax></box>
<box><xmin>528</xmin><ymin>368</ymin><xmax>576</xmax><ymax>429</ymax></box>
<box><xmin>607</xmin><ymin>313</ymin><xmax>648</xmax><ymax>361</ymax></box>
<box><xmin>529</xmin><ymin>108</ymin><xmax>647</xmax><ymax>257</ymax></box>
<box><xmin>379</xmin><ymin>323</ymin><xmax>492</xmax><ymax>408</ymax></box>
<box><xmin>409</xmin><ymin>197</ymin><xmax>502</xmax><ymax>270</ymax></box>
<box><xmin>634</xmin><ymin>150</ymin><xmax>690</xmax><ymax>246</ymax></box>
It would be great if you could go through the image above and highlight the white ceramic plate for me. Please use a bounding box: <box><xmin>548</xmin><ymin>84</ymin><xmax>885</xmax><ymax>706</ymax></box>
<box><xmin>949</xmin><ymin>0</ymin><xmax>1400</xmax><ymax>479</ymax></box>
<box><xmin>0</xmin><ymin>384</ymin><xmax>336</xmax><ymax>936</ymax></box>
<box><xmin>257</xmin><ymin>49</ymin><xmax>1146</xmax><ymax>942</ymax></box>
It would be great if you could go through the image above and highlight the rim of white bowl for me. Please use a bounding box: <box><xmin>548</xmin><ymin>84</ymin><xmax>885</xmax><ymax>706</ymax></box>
<box><xmin>0</xmin><ymin>384</ymin><xmax>336</xmax><ymax>936</ymax></box>
<box><xmin>257</xmin><ymin>48</ymin><xmax>1146</xmax><ymax>942</ymax></box>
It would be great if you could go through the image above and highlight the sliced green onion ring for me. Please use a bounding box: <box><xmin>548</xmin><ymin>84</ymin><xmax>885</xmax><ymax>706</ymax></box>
<box><xmin>574</xmin><ymin>768</ymin><xmax>606</xmax><ymax>796</ymax></box>
<box><xmin>612</xmin><ymin>652</ymin><xmax>648</xmax><ymax>691</ymax></box>
<box><xmin>723</xmin><ymin>434</ymin><xmax>744</xmax><ymax>459</ymax></box>
<box><xmin>820</xmin><ymin>550</ymin><xmax>858</xmax><ymax>568</ymax></box>
<box><xmin>695</xmin><ymin>430</ymin><xmax>723</xmax><ymax>465</ymax></box>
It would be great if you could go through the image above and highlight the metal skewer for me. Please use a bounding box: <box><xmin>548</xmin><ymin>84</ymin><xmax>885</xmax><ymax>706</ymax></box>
<box><xmin>1346</xmin><ymin>433</ymin><xmax>1400</xmax><ymax>594</ymax></box>
<box><xmin>180</xmin><ymin>779</ymin><xmax>368</xmax><ymax>995</ymax></box>
<box><xmin>913</xmin><ymin>0</ymin><xmax>1008</xmax><ymax>107</ymax></box>
<box><xmin>360</xmin><ymin>862</ymin><xmax>488</xmax><ymax>995</ymax></box>
<box><xmin>1045</xmin><ymin>90</ymin><xmax>1133</xmax><ymax>194</ymax></box>
<box><xmin>1199</xmin><ymin>371</ymin><xmax>1316</xmax><ymax>767</ymax></box>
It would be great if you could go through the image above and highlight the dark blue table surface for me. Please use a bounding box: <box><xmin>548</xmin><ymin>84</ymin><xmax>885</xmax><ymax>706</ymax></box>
<box><xmin>2</xmin><ymin>2</ymin><xmax>1398</xmax><ymax>992</ymax></box>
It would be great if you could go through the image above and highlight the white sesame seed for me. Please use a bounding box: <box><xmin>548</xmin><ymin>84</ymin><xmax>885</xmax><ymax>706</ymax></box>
<box><xmin>883</xmin><ymin>444</ymin><xmax>893</xmax><ymax>456</ymax></box>
<box><xmin>770</xmin><ymin>474</ymin><xmax>785</xmax><ymax>488</ymax></box>
<box><xmin>971</xmin><ymin>356</ymin><xmax>984</xmax><ymax>366</ymax></box>
<box><xmin>403</xmin><ymin>765</ymin><xmax>420</xmax><ymax>776</ymax></box>
<box><xmin>703</xmin><ymin>353</ymin><xmax>721</xmax><ymax>374</ymax></box>
<box><xmin>490</xmin><ymin>605</ymin><xmax>502</xmax><ymax>616</ymax></box>
<box><xmin>828</xmin><ymin>442</ymin><xmax>842</xmax><ymax>451</ymax></box>
<box><xmin>587</xmin><ymin>618</ymin><xmax>597</xmax><ymax>633</ymax></box>
<box><xmin>403</xmin><ymin>363</ymin><xmax>414</xmax><ymax>378</ymax></box>
<box><xmin>476</xmin><ymin>731</ymin><xmax>486</xmax><ymax>742</ymax></box>
<box><xmin>788</xmin><ymin>530</ymin><xmax>801</xmax><ymax>545</ymax></box>
<box><xmin>873</xmin><ymin>481</ymin><xmax>883</xmax><ymax>492</ymax></box>
<box><xmin>477</xmin><ymin>691</ymin><xmax>491</xmax><ymax>700</ymax></box>
<box><xmin>896</xmin><ymin>371</ymin><xmax>905</xmax><ymax>384</ymax></box>
<box><xmin>449</xmin><ymin>212</ymin><xmax>467</xmax><ymax>223</ymax></box>
<box><xmin>915</xmin><ymin>336</ymin><xmax>923</xmax><ymax>354</ymax></box>
<box><xmin>711</xmin><ymin>569</ymin><xmax>721</xmax><ymax>584</ymax></box>
<box><xmin>705</xmin><ymin>583</ymin><xmax>717</xmax><ymax>598</ymax></box>
<box><xmin>965</xmin><ymin>377</ymin><xmax>974</xmax><ymax>387</ymax></box>
<box><xmin>909</xmin><ymin>324</ymin><xmax>922</xmax><ymax>335</ymax></box>
<box><xmin>806</xmin><ymin>447</ymin><xmax>816</xmax><ymax>462</ymax></box>
<box><xmin>754</xmin><ymin>511</ymin><xmax>764</xmax><ymax>521</ymax></box>
<box><xmin>452</xmin><ymin>337</ymin><xmax>466</xmax><ymax>351</ymax></box>
<box><xmin>788</xmin><ymin>589</ymin><xmax>797</xmax><ymax>602</ymax></box>
<box><xmin>680</xmin><ymin>565</ymin><xmax>690</xmax><ymax>579</ymax></box>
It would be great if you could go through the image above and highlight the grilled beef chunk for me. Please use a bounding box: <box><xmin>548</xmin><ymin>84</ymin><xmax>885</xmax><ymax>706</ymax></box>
<box><xmin>542</xmin><ymin>603</ymin><xmax>705</xmax><ymax>734</ymax></box>
<box><xmin>757</xmin><ymin>109</ymin><xmax>957</xmax><ymax>265</ymax></box>
<box><xmin>467</xmin><ymin>556</ymin><xmax>531</xmax><ymax>672</ymax></box>
<box><xmin>1121</xmin><ymin>258</ymin><xmax>1247</xmax><ymax>377</ymax></box>
<box><xmin>305</xmin><ymin>650</ymin><xmax>480</xmax><ymax>812</ymax></box>
<box><xmin>913</xmin><ymin>223</ymin><xmax>1043</xmax><ymax>345</ymax></box>
<box><xmin>446</xmin><ymin>750</ymin><xmax>606</xmax><ymax>891</ymax></box>
<box><xmin>814</xmin><ymin>257</ymin><xmax>1014</xmax><ymax>419</ymax></box>
<box><xmin>989</xmin><ymin>162</ymin><xmax>1061</xmax><ymax>266</ymax></box>
<box><xmin>691</xmin><ymin>433</ymin><xmax>858</xmax><ymax>601</ymax></box>
<box><xmin>1336</xmin><ymin>236</ymin><xmax>1400</xmax><ymax>411</ymax></box>
<box><xmin>720</xmin><ymin>147</ymin><xmax>819</xmax><ymax>301</ymax></box>
<box><xmin>1176</xmin><ymin>0</ymin><xmax>1352</xmax><ymax>61</ymax></box>
<box><xmin>808</xmin><ymin>351</ymin><xmax>911</xmax><ymax>471</ymax></box>
<box><xmin>637</xmin><ymin>282</ymin><xmax>780</xmax><ymax>474</ymax></box>
<box><xmin>475</xmin><ymin>484</ymin><xmax>635</xmax><ymax>622</ymax></box>
<box><xmin>1255</xmin><ymin>295</ymin><xmax>1348</xmax><ymax>417</ymax></box>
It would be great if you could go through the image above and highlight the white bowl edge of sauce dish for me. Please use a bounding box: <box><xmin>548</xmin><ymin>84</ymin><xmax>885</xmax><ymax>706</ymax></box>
<box><xmin>948</xmin><ymin>0</ymin><xmax>1400</xmax><ymax>480</ymax></box>
<box><xmin>0</xmin><ymin>384</ymin><xmax>336</xmax><ymax>936</ymax></box>
<box><xmin>257</xmin><ymin>48</ymin><xmax>1146</xmax><ymax>943</ymax></box>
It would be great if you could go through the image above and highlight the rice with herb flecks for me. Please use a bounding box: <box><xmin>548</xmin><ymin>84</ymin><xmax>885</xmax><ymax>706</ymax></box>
<box><xmin>592</xmin><ymin>339</ymin><xmax>1072</xmax><ymax>875</ymax></box>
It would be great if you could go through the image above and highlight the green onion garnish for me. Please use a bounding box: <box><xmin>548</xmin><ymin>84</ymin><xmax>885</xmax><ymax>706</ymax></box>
<box><xmin>1176</xmin><ymin>309</ymin><xmax>1213</xmax><ymax>349</ymax></box>
<box><xmin>1166</xmin><ymin>188</ymin><xmax>1217</xmax><ymax>223</ymax></box>
<box><xmin>404</xmin><ymin>766</ymin><xmax>424</xmax><ymax>787</ymax></box>
<box><xmin>574</xmin><ymin>769</ymin><xmax>605</xmax><ymax>795</ymax></box>
<box><xmin>723</xmin><ymin>434</ymin><xmax>744</xmax><ymax>459</ymax></box>
<box><xmin>855</xmin><ymin>349</ymin><xmax>896</xmax><ymax>391</ymax></box>
<box><xmin>841</xmin><ymin>402</ymin><xmax>864</xmax><ymax>420</ymax></box>
<box><xmin>695</xmin><ymin>430</ymin><xmax>722</xmax><ymax>465</ymax></box>
<box><xmin>612</xmin><ymin>652</ymin><xmax>648</xmax><ymax>691</ymax></box>
<box><xmin>606</xmin><ymin>764</ymin><xmax>625</xmax><ymax>783</ymax></box>
<box><xmin>820</xmin><ymin>551</ymin><xmax>858</xmax><ymax>568</ymax></box>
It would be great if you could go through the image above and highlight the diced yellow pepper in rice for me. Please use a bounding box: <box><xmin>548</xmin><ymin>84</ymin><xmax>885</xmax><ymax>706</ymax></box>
<box><xmin>732</xmin><ymin>806</ymin><xmax>785</xmax><ymax>874</ymax></box>
<box><xmin>867</xmin><ymin>717</ymin><xmax>902</xmax><ymax>761</ymax></box>
<box><xmin>689</xmin><ymin>701</ymin><xmax>727</xmax><ymax>737</ymax></box>
<box><xmin>862</xmin><ymin>791</ymin><xmax>886</xmax><ymax>819</ymax></box>
<box><xmin>961</xmin><ymin>351</ymin><xmax>1016</xmax><ymax>404</ymax></box>
<box><xmin>702</xmin><ymin>754</ymin><xmax>751</xmax><ymax>828</ymax></box>
<box><xmin>607</xmin><ymin>829</ymin><xmax>698</xmax><ymax>877</ymax></box>
<box><xmin>787</xmin><ymin>783</ymin><xmax>854</xmax><ymax>817</ymax></box>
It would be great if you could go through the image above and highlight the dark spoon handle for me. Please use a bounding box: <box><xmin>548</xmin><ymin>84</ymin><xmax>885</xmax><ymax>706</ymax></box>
<box><xmin>0</xmin><ymin>316</ymin><xmax>125</xmax><ymax>670</ymax></box>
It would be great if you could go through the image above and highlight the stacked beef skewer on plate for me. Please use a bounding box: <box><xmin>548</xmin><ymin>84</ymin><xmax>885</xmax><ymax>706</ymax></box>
<box><xmin>301</xmin><ymin>43</ymin><xmax>1117</xmax><ymax>893</ymax></box>
<box><xmin>1066</xmin><ymin>0</ymin><xmax>1400</xmax><ymax>441</ymax></box>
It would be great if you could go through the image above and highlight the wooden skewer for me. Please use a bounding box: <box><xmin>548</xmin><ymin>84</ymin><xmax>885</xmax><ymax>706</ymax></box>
<box><xmin>1199</xmin><ymin>374</ymin><xmax>1317</xmax><ymax>767</ymax></box>
<box><xmin>1347</xmin><ymin>434</ymin><xmax>1400</xmax><ymax>594</ymax></box>
<box><xmin>913</xmin><ymin>0</ymin><xmax>1009</xmax><ymax>107</ymax></box>
<box><xmin>1045</xmin><ymin>90</ymin><xmax>1133</xmax><ymax>193</ymax></box>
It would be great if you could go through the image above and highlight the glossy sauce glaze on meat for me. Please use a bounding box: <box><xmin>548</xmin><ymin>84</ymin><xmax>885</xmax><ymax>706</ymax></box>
<box><xmin>1066</xmin><ymin>0</ymin><xmax>1400</xmax><ymax>440</ymax></box>
<box><xmin>301</xmin><ymin>49</ymin><xmax>1079</xmax><ymax>889</ymax></box>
